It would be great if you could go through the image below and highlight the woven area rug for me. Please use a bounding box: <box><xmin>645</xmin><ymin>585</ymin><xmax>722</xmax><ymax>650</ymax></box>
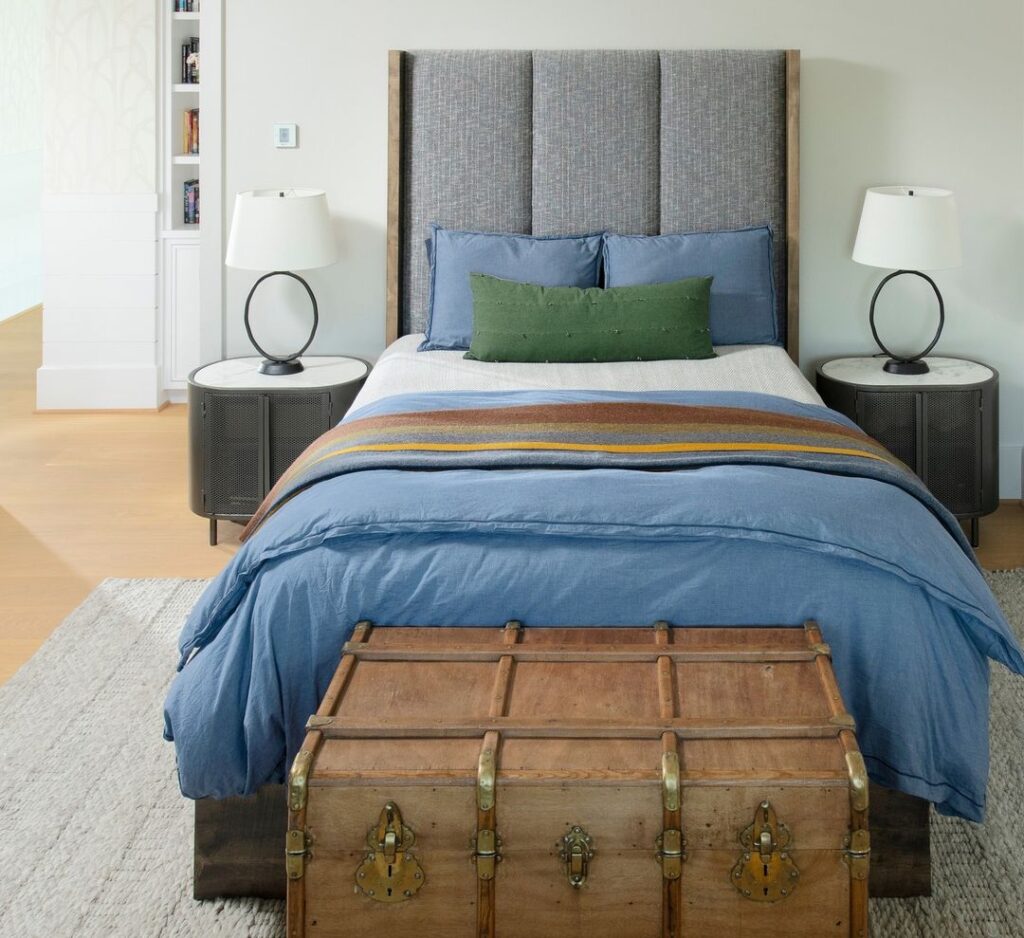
<box><xmin>0</xmin><ymin>576</ymin><xmax>1022</xmax><ymax>937</ymax></box>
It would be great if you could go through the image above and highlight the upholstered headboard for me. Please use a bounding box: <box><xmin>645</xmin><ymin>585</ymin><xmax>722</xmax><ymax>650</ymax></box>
<box><xmin>386</xmin><ymin>49</ymin><xmax>800</xmax><ymax>361</ymax></box>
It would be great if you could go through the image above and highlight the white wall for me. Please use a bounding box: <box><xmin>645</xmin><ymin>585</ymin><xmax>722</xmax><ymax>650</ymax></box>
<box><xmin>0</xmin><ymin>0</ymin><xmax>43</xmax><ymax>322</ymax></box>
<box><xmin>38</xmin><ymin>0</ymin><xmax>161</xmax><ymax>409</ymax></box>
<box><xmin>43</xmin><ymin>0</ymin><xmax>157</xmax><ymax>195</ymax></box>
<box><xmin>224</xmin><ymin>0</ymin><xmax>1024</xmax><ymax>497</ymax></box>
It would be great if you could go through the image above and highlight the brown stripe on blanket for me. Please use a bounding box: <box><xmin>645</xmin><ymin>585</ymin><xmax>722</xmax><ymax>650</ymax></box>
<box><xmin>241</xmin><ymin>400</ymin><xmax>905</xmax><ymax>540</ymax></box>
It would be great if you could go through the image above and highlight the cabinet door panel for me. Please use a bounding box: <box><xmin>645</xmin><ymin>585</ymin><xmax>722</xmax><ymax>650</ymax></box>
<box><xmin>203</xmin><ymin>393</ymin><xmax>264</xmax><ymax>517</ymax></box>
<box><xmin>855</xmin><ymin>391</ymin><xmax>919</xmax><ymax>472</ymax></box>
<box><xmin>268</xmin><ymin>393</ymin><xmax>330</xmax><ymax>485</ymax></box>
<box><xmin>163</xmin><ymin>238</ymin><xmax>201</xmax><ymax>387</ymax></box>
<box><xmin>923</xmin><ymin>391</ymin><xmax>981</xmax><ymax>515</ymax></box>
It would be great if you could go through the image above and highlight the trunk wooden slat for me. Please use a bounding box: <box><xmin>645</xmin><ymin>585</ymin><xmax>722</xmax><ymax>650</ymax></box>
<box><xmin>286</xmin><ymin>621</ymin><xmax>870</xmax><ymax>937</ymax></box>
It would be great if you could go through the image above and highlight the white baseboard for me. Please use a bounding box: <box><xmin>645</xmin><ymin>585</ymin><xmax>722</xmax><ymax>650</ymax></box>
<box><xmin>1000</xmin><ymin>443</ymin><xmax>1022</xmax><ymax>501</ymax></box>
<box><xmin>36</xmin><ymin>364</ymin><xmax>164</xmax><ymax>410</ymax></box>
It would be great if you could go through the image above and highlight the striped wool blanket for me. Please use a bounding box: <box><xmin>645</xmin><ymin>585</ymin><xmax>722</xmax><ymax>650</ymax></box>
<box><xmin>241</xmin><ymin>399</ymin><xmax>933</xmax><ymax>542</ymax></box>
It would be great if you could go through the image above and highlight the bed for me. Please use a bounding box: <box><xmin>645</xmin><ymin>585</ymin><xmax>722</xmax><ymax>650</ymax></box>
<box><xmin>166</xmin><ymin>49</ymin><xmax>1023</xmax><ymax>900</ymax></box>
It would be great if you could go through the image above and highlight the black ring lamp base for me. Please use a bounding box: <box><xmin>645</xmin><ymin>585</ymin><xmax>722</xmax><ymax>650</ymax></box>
<box><xmin>258</xmin><ymin>358</ymin><xmax>305</xmax><ymax>376</ymax></box>
<box><xmin>869</xmin><ymin>269</ymin><xmax>945</xmax><ymax>376</ymax></box>
<box><xmin>243</xmin><ymin>270</ymin><xmax>319</xmax><ymax>376</ymax></box>
<box><xmin>882</xmin><ymin>358</ymin><xmax>930</xmax><ymax>376</ymax></box>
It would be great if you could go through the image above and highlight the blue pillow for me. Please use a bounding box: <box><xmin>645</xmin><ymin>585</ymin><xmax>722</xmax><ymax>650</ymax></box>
<box><xmin>419</xmin><ymin>225</ymin><xmax>603</xmax><ymax>350</ymax></box>
<box><xmin>603</xmin><ymin>226</ymin><xmax>778</xmax><ymax>345</ymax></box>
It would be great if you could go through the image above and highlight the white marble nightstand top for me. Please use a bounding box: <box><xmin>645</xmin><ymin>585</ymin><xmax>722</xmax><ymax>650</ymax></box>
<box><xmin>819</xmin><ymin>356</ymin><xmax>993</xmax><ymax>387</ymax></box>
<box><xmin>192</xmin><ymin>356</ymin><xmax>369</xmax><ymax>390</ymax></box>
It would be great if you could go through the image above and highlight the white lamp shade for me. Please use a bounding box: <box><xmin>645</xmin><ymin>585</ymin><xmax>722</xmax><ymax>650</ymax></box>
<box><xmin>225</xmin><ymin>188</ymin><xmax>337</xmax><ymax>271</ymax></box>
<box><xmin>852</xmin><ymin>186</ymin><xmax>961</xmax><ymax>271</ymax></box>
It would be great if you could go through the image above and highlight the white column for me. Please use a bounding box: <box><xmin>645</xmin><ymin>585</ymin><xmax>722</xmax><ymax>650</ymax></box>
<box><xmin>0</xmin><ymin>0</ymin><xmax>43</xmax><ymax>322</ymax></box>
<box><xmin>38</xmin><ymin>193</ymin><xmax>161</xmax><ymax>409</ymax></box>
<box><xmin>38</xmin><ymin>0</ymin><xmax>161</xmax><ymax>409</ymax></box>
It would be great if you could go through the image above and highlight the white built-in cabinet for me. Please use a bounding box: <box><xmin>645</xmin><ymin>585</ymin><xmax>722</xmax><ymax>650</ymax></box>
<box><xmin>162</xmin><ymin>236</ymin><xmax>201</xmax><ymax>384</ymax></box>
<box><xmin>159</xmin><ymin>0</ymin><xmax>222</xmax><ymax>399</ymax></box>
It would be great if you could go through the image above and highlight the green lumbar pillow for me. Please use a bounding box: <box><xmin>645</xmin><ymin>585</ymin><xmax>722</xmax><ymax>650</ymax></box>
<box><xmin>465</xmin><ymin>273</ymin><xmax>716</xmax><ymax>363</ymax></box>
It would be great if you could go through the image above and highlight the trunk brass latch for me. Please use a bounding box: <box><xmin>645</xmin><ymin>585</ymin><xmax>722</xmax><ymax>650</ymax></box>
<box><xmin>559</xmin><ymin>825</ymin><xmax>594</xmax><ymax>888</ymax></box>
<box><xmin>285</xmin><ymin>827</ymin><xmax>310</xmax><ymax>881</ymax></box>
<box><xmin>731</xmin><ymin>800</ymin><xmax>800</xmax><ymax>902</ymax></box>
<box><xmin>474</xmin><ymin>828</ymin><xmax>501</xmax><ymax>880</ymax></box>
<box><xmin>355</xmin><ymin>801</ymin><xmax>425</xmax><ymax>903</ymax></box>
<box><xmin>473</xmin><ymin>739</ymin><xmax>503</xmax><ymax>880</ymax></box>
<box><xmin>656</xmin><ymin>828</ymin><xmax>685</xmax><ymax>880</ymax></box>
<box><xmin>656</xmin><ymin>747</ymin><xmax>685</xmax><ymax>880</ymax></box>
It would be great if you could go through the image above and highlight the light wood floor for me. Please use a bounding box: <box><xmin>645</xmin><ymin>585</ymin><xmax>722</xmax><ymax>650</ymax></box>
<box><xmin>1</xmin><ymin>307</ymin><xmax>1021</xmax><ymax>685</ymax></box>
<box><xmin>0</xmin><ymin>308</ymin><xmax>240</xmax><ymax>684</ymax></box>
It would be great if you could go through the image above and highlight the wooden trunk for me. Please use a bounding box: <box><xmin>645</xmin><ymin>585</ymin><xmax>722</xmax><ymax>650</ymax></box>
<box><xmin>285</xmin><ymin>620</ymin><xmax>870</xmax><ymax>937</ymax></box>
<box><xmin>194</xmin><ymin>785</ymin><xmax>926</xmax><ymax>903</ymax></box>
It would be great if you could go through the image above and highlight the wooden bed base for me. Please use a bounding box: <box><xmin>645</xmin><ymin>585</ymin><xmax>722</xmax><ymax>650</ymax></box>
<box><xmin>193</xmin><ymin>779</ymin><xmax>930</xmax><ymax>901</ymax></box>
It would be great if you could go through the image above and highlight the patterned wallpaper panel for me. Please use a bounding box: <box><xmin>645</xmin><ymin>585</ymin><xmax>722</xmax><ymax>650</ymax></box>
<box><xmin>1</xmin><ymin>0</ymin><xmax>43</xmax><ymax>156</ymax></box>
<box><xmin>44</xmin><ymin>0</ymin><xmax>156</xmax><ymax>193</ymax></box>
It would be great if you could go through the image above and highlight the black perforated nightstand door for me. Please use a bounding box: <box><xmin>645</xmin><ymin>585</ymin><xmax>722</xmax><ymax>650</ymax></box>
<box><xmin>203</xmin><ymin>393</ymin><xmax>264</xmax><ymax>517</ymax></box>
<box><xmin>268</xmin><ymin>393</ymin><xmax>331</xmax><ymax>484</ymax></box>
<box><xmin>816</xmin><ymin>358</ymin><xmax>998</xmax><ymax>549</ymax></box>
<box><xmin>188</xmin><ymin>357</ymin><xmax>369</xmax><ymax>546</ymax></box>
<box><xmin>855</xmin><ymin>391</ymin><xmax>919</xmax><ymax>472</ymax></box>
<box><xmin>923</xmin><ymin>391</ymin><xmax>981</xmax><ymax>515</ymax></box>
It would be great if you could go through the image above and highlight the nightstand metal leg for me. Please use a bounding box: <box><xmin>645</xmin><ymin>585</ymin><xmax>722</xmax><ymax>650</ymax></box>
<box><xmin>970</xmin><ymin>517</ymin><xmax>979</xmax><ymax>549</ymax></box>
<box><xmin>210</xmin><ymin>518</ymin><xmax>218</xmax><ymax>547</ymax></box>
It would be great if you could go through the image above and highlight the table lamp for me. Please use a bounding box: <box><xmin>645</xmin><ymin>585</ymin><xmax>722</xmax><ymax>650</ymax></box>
<box><xmin>852</xmin><ymin>186</ymin><xmax>961</xmax><ymax>375</ymax></box>
<box><xmin>225</xmin><ymin>188</ymin><xmax>337</xmax><ymax>375</ymax></box>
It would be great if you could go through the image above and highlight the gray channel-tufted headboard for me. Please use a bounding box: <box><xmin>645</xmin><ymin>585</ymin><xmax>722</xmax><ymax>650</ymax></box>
<box><xmin>386</xmin><ymin>50</ymin><xmax>800</xmax><ymax>361</ymax></box>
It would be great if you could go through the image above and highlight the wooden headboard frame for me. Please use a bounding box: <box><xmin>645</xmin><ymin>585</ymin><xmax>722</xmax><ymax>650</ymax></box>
<box><xmin>385</xmin><ymin>49</ymin><xmax>800</xmax><ymax>363</ymax></box>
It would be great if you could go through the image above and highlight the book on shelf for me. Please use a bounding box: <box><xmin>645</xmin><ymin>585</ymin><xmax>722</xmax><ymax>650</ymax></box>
<box><xmin>182</xmin><ymin>108</ymin><xmax>199</xmax><ymax>155</ymax></box>
<box><xmin>174</xmin><ymin>1</ymin><xmax>201</xmax><ymax>11</ymax></box>
<box><xmin>183</xmin><ymin>179</ymin><xmax>200</xmax><ymax>226</ymax></box>
<box><xmin>181</xmin><ymin>37</ymin><xmax>200</xmax><ymax>83</ymax></box>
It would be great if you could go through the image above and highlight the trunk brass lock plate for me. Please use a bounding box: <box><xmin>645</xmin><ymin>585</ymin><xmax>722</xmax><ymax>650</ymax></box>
<box><xmin>559</xmin><ymin>825</ymin><xmax>595</xmax><ymax>888</ymax></box>
<box><xmin>355</xmin><ymin>801</ymin><xmax>425</xmax><ymax>903</ymax></box>
<box><xmin>731</xmin><ymin>800</ymin><xmax>800</xmax><ymax>902</ymax></box>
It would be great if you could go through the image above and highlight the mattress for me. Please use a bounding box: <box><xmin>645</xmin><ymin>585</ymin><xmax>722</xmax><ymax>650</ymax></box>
<box><xmin>352</xmin><ymin>335</ymin><xmax>823</xmax><ymax>410</ymax></box>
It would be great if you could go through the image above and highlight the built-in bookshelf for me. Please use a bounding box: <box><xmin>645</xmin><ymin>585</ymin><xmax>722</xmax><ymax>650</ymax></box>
<box><xmin>160</xmin><ymin>0</ymin><xmax>223</xmax><ymax>397</ymax></box>
<box><xmin>164</xmin><ymin>8</ymin><xmax>201</xmax><ymax>232</ymax></box>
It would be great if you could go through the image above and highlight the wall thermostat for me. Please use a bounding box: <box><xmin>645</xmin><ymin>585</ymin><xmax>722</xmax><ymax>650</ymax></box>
<box><xmin>273</xmin><ymin>123</ymin><xmax>298</xmax><ymax>148</ymax></box>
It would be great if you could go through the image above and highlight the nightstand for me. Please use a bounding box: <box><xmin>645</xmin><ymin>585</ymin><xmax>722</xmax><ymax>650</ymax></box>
<box><xmin>816</xmin><ymin>356</ymin><xmax>998</xmax><ymax>547</ymax></box>
<box><xmin>188</xmin><ymin>356</ymin><xmax>370</xmax><ymax>544</ymax></box>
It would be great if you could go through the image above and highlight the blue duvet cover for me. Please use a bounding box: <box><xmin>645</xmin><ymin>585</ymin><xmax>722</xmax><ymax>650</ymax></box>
<box><xmin>164</xmin><ymin>390</ymin><xmax>1023</xmax><ymax>820</ymax></box>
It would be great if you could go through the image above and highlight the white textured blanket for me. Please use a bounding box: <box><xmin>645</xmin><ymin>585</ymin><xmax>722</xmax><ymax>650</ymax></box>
<box><xmin>353</xmin><ymin>335</ymin><xmax>823</xmax><ymax>411</ymax></box>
